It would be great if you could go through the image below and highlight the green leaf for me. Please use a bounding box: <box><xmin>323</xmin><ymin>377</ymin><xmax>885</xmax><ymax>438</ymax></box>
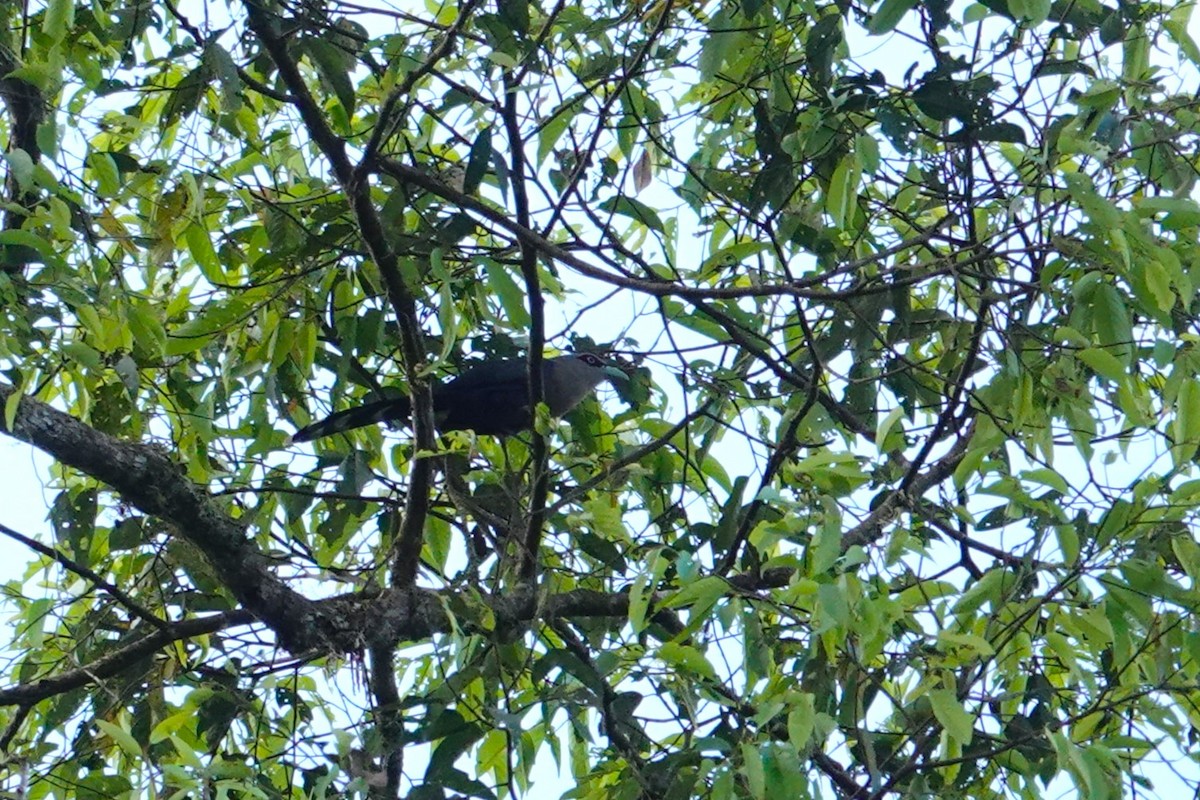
<box><xmin>110</xmin><ymin>517</ymin><xmax>145</xmax><ymax>550</ymax></box>
<box><xmin>43</xmin><ymin>0</ymin><xmax>75</xmax><ymax>42</ymax></box>
<box><xmin>1076</xmin><ymin>348</ymin><xmax>1126</xmax><ymax>383</ymax></box>
<box><xmin>913</xmin><ymin>79</ymin><xmax>977</xmax><ymax>122</ymax></box>
<box><xmin>1056</xmin><ymin>523</ymin><xmax>1080</xmax><ymax>564</ymax></box>
<box><xmin>429</xmin><ymin>248</ymin><xmax>458</xmax><ymax>362</ymax></box>
<box><xmin>1138</xmin><ymin>196</ymin><xmax>1200</xmax><ymax>228</ymax></box>
<box><xmin>4</xmin><ymin>149</ymin><xmax>34</xmax><ymax>192</ymax></box>
<box><xmin>170</xmin><ymin>734</ymin><xmax>204</xmax><ymax>769</ymax></box>
<box><xmin>741</xmin><ymin>742</ymin><xmax>766</xmax><ymax>799</ymax></box>
<box><xmin>203</xmin><ymin>41</ymin><xmax>242</xmax><ymax>112</ymax></box>
<box><xmin>302</xmin><ymin>38</ymin><xmax>356</xmax><ymax>115</ymax></box>
<box><xmin>599</xmin><ymin>196</ymin><xmax>666</xmax><ymax>234</ymax></box>
<box><xmin>928</xmin><ymin>689</ymin><xmax>974</xmax><ymax>745</ymax></box>
<box><xmin>700</xmin><ymin>454</ymin><xmax>732</xmax><ymax>492</ymax></box>
<box><xmin>96</xmin><ymin>719</ymin><xmax>143</xmax><ymax>758</ymax></box>
<box><xmin>1020</xmin><ymin>467</ymin><xmax>1069</xmax><ymax>495</ymax></box>
<box><xmin>1165</xmin><ymin>9</ymin><xmax>1200</xmax><ymax>67</ymax></box>
<box><xmin>1008</xmin><ymin>0</ymin><xmax>1051</xmax><ymax>24</ymax></box>
<box><xmin>4</xmin><ymin>390</ymin><xmax>20</xmax><ymax>433</ymax></box>
<box><xmin>1123</xmin><ymin>23</ymin><xmax>1149</xmax><ymax>82</ymax></box>
<box><xmin>658</xmin><ymin>642</ymin><xmax>716</xmax><ymax>679</ymax></box>
<box><xmin>63</xmin><ymin>341</ymin><xmax>103</xmax><ymax>369</ymax></box>
<box><xmin>787</xmin><ymin>694</ymin><xmax>816</xmax><ymax>752</ymax></box>
<box><xmin>1099</xmin><ymin>10</ymin><xmax>1125</xmax><ymax>45</ymax></box>
<box><xmin>483</xmin><ymin>261</ymin><xmax>530</xmax><ymax>327</ymax></box>
<box><xmin>807</xmin><ymin>515</ymin><xmax>842</xmax><ymax>575</ymax></box>
<box><xmin>698</xmin><ymin>8</ymin><xmax>742</xmax><ymax>78</ymax></box>
<box><xmin>975</xmin><ymin>122</ymin><xmax>1027</xmax><ymax>143</ymax></box>
<box><xmin>826</xmin><ymin>156</ymin><xmax>861</xmax><ymax>229</ymax></box>
<box><xmin>1037</xmin><ymin>59</ymin><xmax>1096</xmax><ymax>78</ymax></box>
<box><xmin>1171</xmin><ymin>535</ymin><xmax>1200</xmax><ymax>581</ymax></box>
<box><xmin>0</xmin><ymin>229</ymin><xmax>68</xmax><ymax>271</ymax></box>
<box><xmin>537</xmin><ymin>95</ymin><xmax>583</xmax><ymax>164</ymax></box>
<box><xmin>162</xmin><ymin>66</ymin><xmax>205</xmax><ymax>126</ymax></box>
<box><xmin>185</xmin><ymin>223</ymin><xmax>224</xmax><ymax>284</ymax></box>
<box><xmin>1172</xmin><ymin>379</ymin><xmax>1200</xmax><ymax>464</ymax></box>
<box><xmin>463</xmin><ymin>127</ymin><xmax>492</xmax><ymax>195</ymax></box>
<box><xmin>166</xmin><ymin>299</ymin><xmax>252</xmax><ymax>356</ymax></box>
<box><xmin>816</xmin><ymin>582</ymin><xmax>849</xmax><ymax>628</ymax></box>
<box><xmin>497</xmin><ymin>0</ymin><xmax>529</xmax><ymax>36</ymax></box>
<box><xmin>867</xmin><ymin>0</ymin><xmax>918</xmax><ymax>34</ymax></box>
<box><xmin>628</xmin><ymin>571</ymin><xmax>651</xmax><ymax>633</ymax></box>
<box><xmin>700</xmin><ymin>241</ymin><xmax>770</xmax><ymax>277</ymax></box>
<box><xmin>662</xmin><ymin>576</ymin><xmax>728</xmax><ymax>612</ymax></box>
<box><xmin>115</xmin><ymin>353</ymin><xmax>139</xmax><ymax>393</ymax></box>
<box><xmin>952</xmin><ymin>568</ymin><xmax>1004</xmax><ymax>616</ymax></box>
<box><xmin>1140</xmin><ymin>259</ymin><xmax>1174</xmax><ymax>313</ymax></box>
<box><xmin>88</xmin><ymin>152</ymin><xmax>121</xmax><ymax>198</ymax></box>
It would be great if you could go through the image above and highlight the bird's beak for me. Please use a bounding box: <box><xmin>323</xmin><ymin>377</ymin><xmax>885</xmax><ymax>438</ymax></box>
<box><xmin>602</xmin><ymin>365</ymin><xmax>629</xmax><ymax>382</ymax></box>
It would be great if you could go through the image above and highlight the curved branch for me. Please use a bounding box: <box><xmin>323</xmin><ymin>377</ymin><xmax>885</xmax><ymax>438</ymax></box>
<box><xmin>0</xmin><ymin>522</ymin><xmax>170</xmax><ymax>631</ymax></box>
<box><xmin>0</xmin><ymin>382</ymin><xmax>329</xmax><ymax>650</ymax></box>
<box><xmin>243</xmin><ymin>0</ymin><xmax>434</xmax><ymax>590</ymax></box>
<box><xmin>0</xmin><ymin>610</ymin><xmax>253</xmax><ymax>705</ymax></box>
<box><xmin>0</xmin><ymin>385</ymin><xmax>438</xmax><ymax>655</ymax></box>
<box><xmin>376</xmin><ymin>156</ymin><xmax>948</xmax><ymax>303</ymax></box>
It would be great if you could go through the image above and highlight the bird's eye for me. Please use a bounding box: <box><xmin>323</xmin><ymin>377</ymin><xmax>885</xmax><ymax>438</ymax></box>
<box><xmin>580</xmin><ymin>353</ymin><xmax>602</xmax><ymax>366</ymax></box>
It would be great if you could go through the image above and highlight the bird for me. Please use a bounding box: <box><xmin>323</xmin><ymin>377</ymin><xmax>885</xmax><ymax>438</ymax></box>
<box><xmin>287</xmin><ymin>353</ymin><xmax>622</xmax><ymax>443</ymax></box>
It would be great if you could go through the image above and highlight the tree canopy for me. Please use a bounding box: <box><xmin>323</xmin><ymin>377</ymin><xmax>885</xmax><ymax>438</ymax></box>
<box><xmin>2</xmin><ymin>0</ymin><xmax>1200</xmax><ymax>797</ymax></box>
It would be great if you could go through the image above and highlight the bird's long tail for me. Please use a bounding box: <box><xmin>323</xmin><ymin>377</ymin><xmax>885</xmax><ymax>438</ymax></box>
<box><xmin>286</xmin><ymin>396</ymin><xmax>412</xmax><ymax>444</ymax></box>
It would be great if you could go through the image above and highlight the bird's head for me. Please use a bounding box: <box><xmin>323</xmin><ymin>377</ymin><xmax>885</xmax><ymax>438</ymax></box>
<box><xmin>569</xmin><ymin>352</ymin><xmax>629</xmax><ymax>383</ymax></box>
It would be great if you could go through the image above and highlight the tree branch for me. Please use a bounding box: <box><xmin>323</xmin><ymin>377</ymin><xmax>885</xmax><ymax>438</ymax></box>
<box><xmin>242</xmin><ymin>0</ymin><xmax>435</xmax><ymax>590</ymax></box>
<box><xmin>0</xmin><ymin>382</ymin><xmax>331</xmax><ymax>651</ymax></box>
<box><xmin>0</xmin><ymin>610</ymin><xmax>253</xmax><ymax>705</ymax></box>
<box><xmin>0</xmin><ymin>521</ymin><xmax>170</xmax><ymax>631</ymax></box>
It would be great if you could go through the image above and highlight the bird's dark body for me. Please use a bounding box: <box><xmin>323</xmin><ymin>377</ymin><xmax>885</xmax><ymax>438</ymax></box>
<box><xmin>289</xmin><ymin>355</ymin><xmax>614</xmax><ymax>443</ymax></box>
<box><xmin>432</xmin><ymin>360</ymin><xmax>539</xmax><ymax>434</ymax></box>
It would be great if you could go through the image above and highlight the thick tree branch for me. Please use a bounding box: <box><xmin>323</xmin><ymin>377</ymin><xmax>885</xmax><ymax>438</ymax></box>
<box><xmin>841</xmin><ymin>424</ymin><xmax>974</xmax><ymax>551</ymax></box>
<box><xmin>0</xmin><ymin>382</ymin><xmax>333</xmax><ymax>650</ymax></box>
<box><xmin>0</xmin><ymin>423</ymin><xmax>793</xmax><ymax>707</ymax></box>
<box><xmin>367</xmin><ymin>643</ymin><xmax>404</xmax><ymax>798</ymax></box>
<box><xmin>1</xmin><ymin>385</ymin><xmax>792</xmax><ymax>652</ymax></box>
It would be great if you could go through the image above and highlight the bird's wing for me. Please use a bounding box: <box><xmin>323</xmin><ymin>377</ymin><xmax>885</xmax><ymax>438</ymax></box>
<box><xmin>435</xmin><ymin>359</ymin><xmax>531</xmax><ymax>435</ymax></box>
